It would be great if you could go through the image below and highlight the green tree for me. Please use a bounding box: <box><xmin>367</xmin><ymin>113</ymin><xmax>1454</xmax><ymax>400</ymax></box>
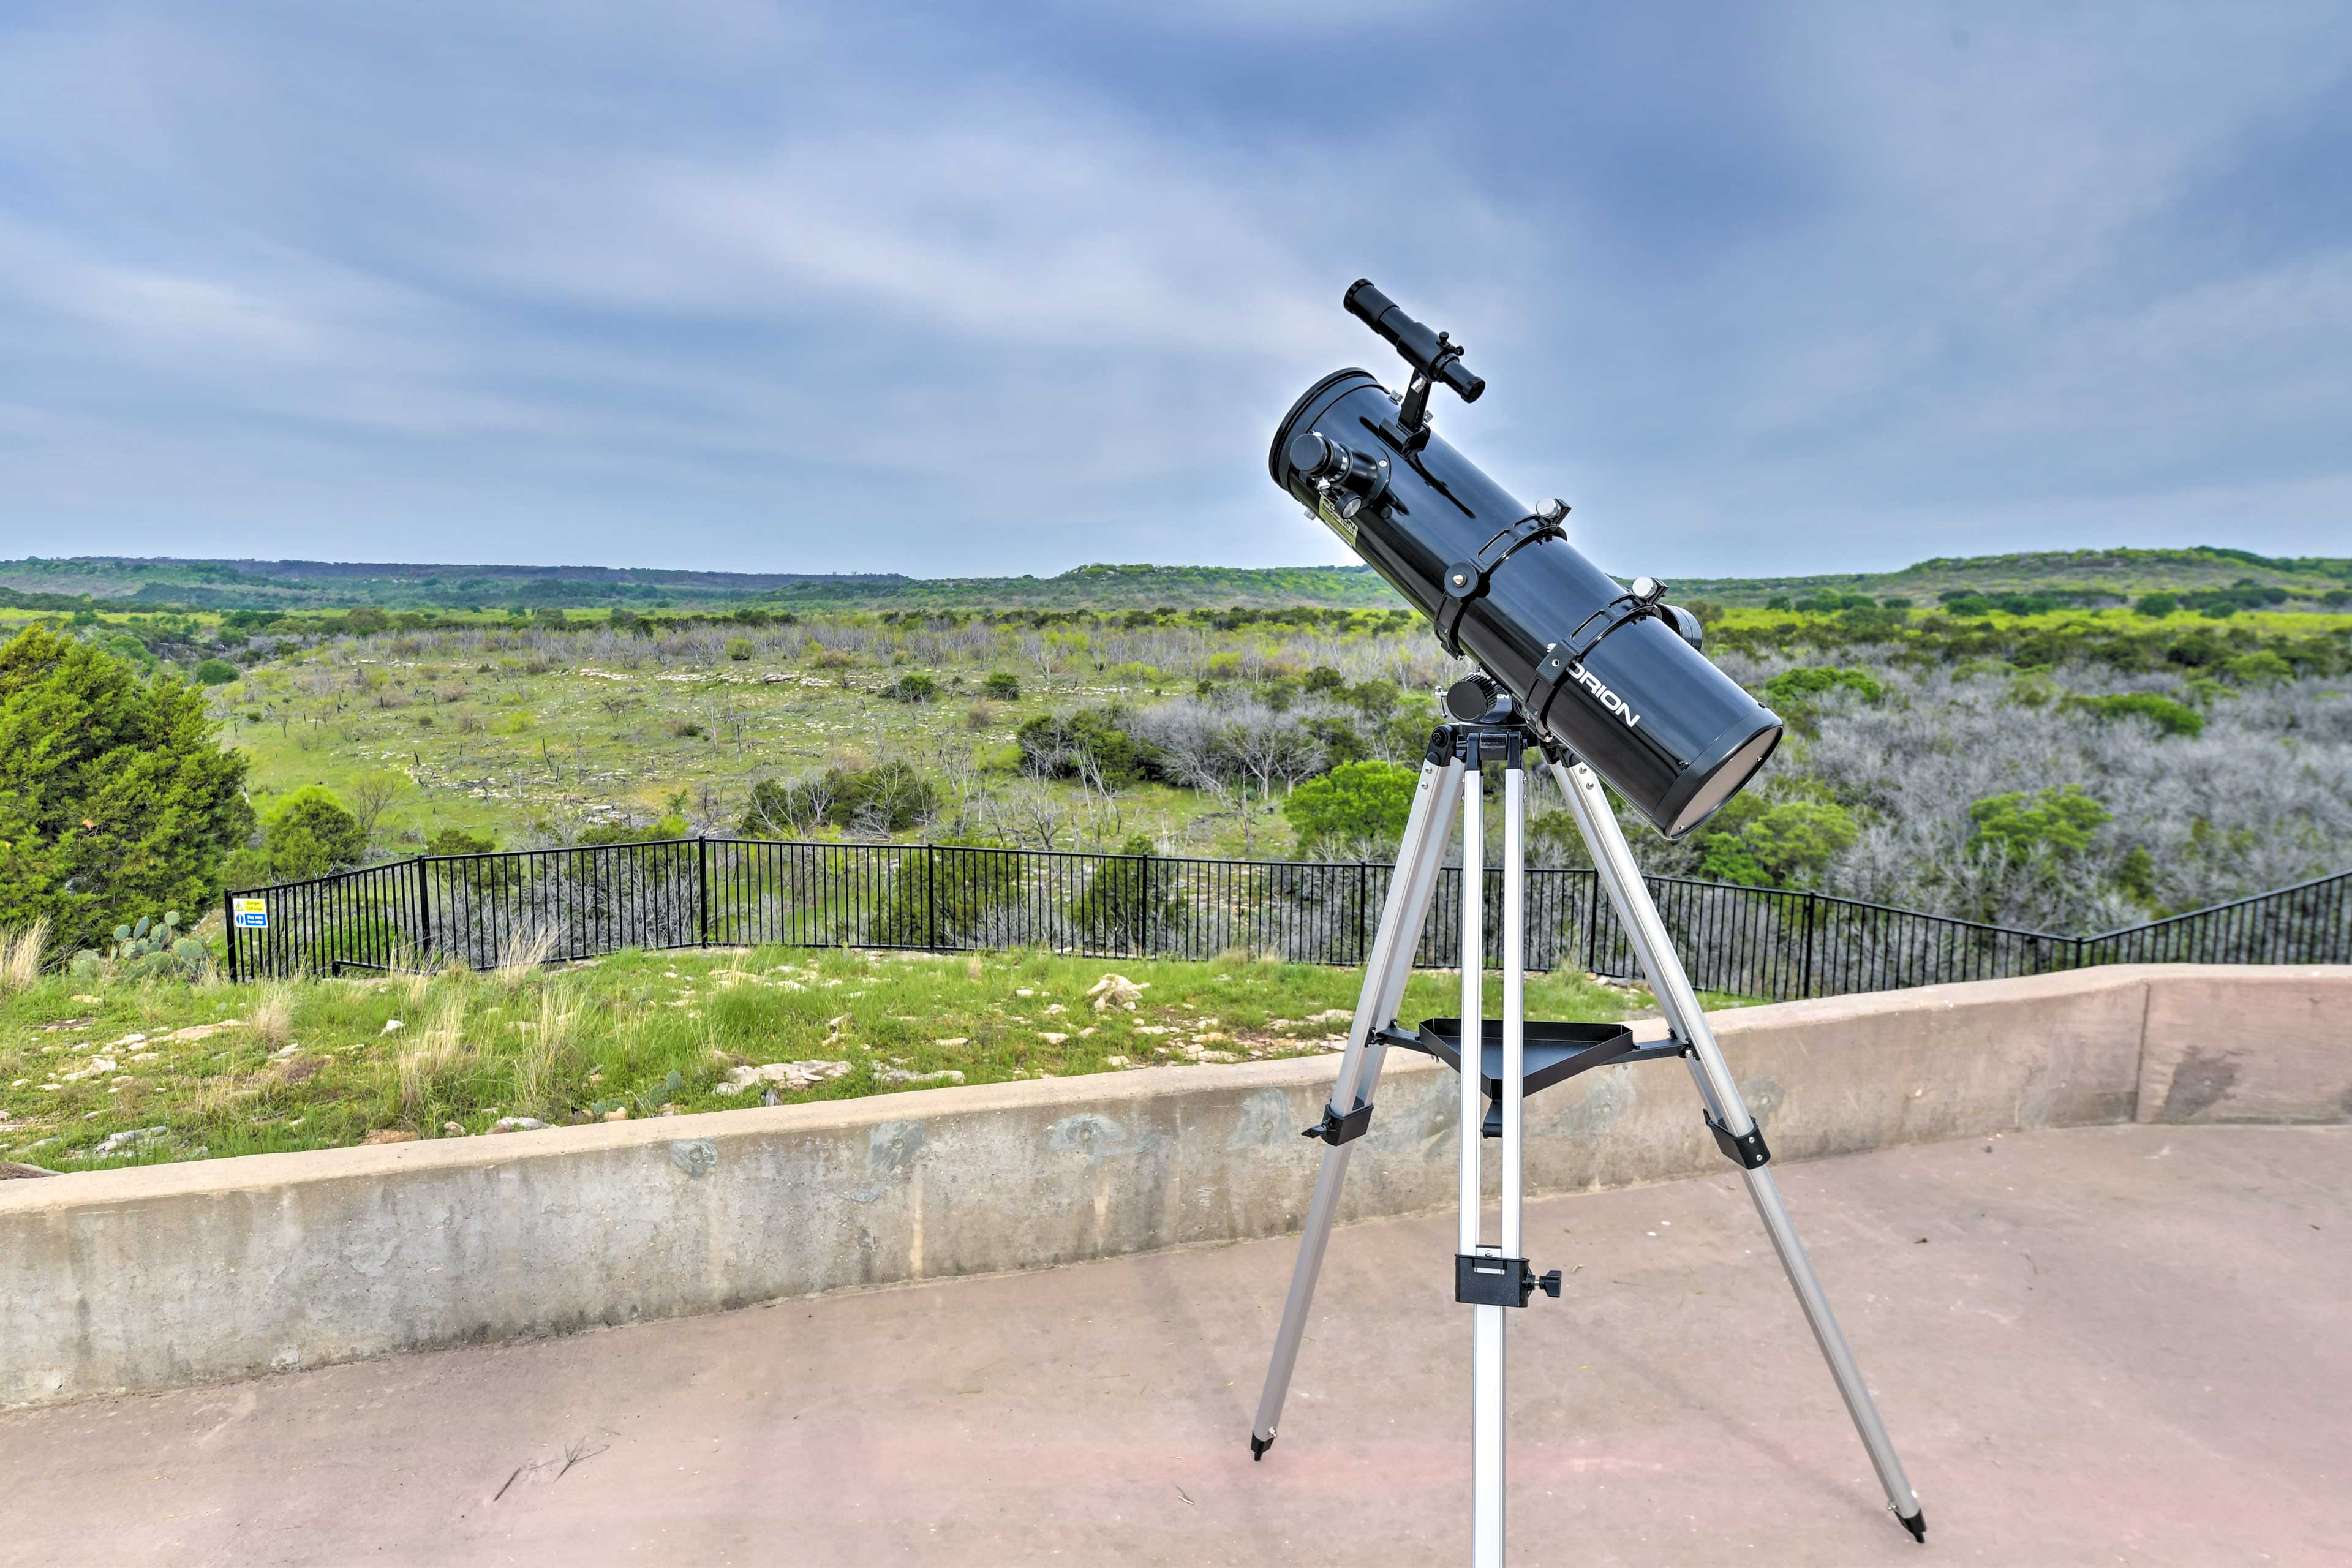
<box><xmin>1694</xmin><ymin>797</ymin><xmax>1856</xmax><ymax>886</ymax></box>
<box><xmin>2226</xmin><ymin>649</ymin><xmax>2292</xmax><ymax>685</ymax></box>
<box><xmin>0</xmin><ymin>625</ymin><xmax>254</xmax><ymax>952</ymax></box>
<box><xmin>264</xmin><ymin>788</ymin><xmax>368</xmax><ymax>880</ymax></box>
<box><xmin>192</xmin><ymin>658</ymin><xmax>240</xmax><ymax>686</ymax></box>
<box><xmin>1281</xmin><ymin>760</ymin><xmax>1419</xmax><ymax>858</ymax></box>
<box><xmin>1966</xmin><ymin>785</ymin><xmax>2110</xmax><ymax>862</ymax></box>
<box><xmin>2132</xmin><ymin>592</ymin><xmax>2179</xmax><ymax>617</ymax></box>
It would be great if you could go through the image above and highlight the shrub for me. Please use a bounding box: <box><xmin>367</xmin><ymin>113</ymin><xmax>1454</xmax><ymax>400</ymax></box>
<box><xmin>265</xmin><ymin>787</ymin><xmax>367</xmax><ymax>880</ymax></box>
<box><xmin>982</xmin><ymin>671</ymin><xmax>1022</xmax><ymax>701</ymax></box>
<box><xmin>725</xmin><ymin>638</ymin><xmax>754</xmax><ymax>662</ymax></box>
<box><xmin>1017</xmin><ymin>708</ymin><xmax>1162</xmax><ymax>787</ymax></box>
<box><xmin>425</xmin><ymin>827</ymin><xmax>497</xmax><ymax>856</ymax></box>
<box><xmin>1067</xmin><ymin>835</ymin><xmax>1182</xmax><ymax>940</ymax></box>
<box><xmin>1966</xmin><ymin>785</ymin><xmax>2111</xmax><ymax>862</ymax></box>
<box><xmin>0</xmin><ymin>626</ymin><xmax>254</xmax><ymax>952</ymax></box>
<box><xmin>2133</xmin><ymin>592</ymin><xmax>2179</xmax><ymax>617</ymax></box>
<box><xmin>882</xmin><ymin>672</ymin><xmax>939</xmax><ymax>703</ymax></box>
<box><xmin>829</xmin><ymin>760</ymin><xmax>938</xmax><ymax>834</ymax></box>
<box><xmin>578</xmin><ymin>815</ymin><xmax>688</xmax><ymax>845</ymax></box>
<box><xmin>1301</xmin><ymin>665</ymin><xmax>1344</xmax><ymax>695</ymax></box>
<box><xmin>1281</xmin><ymin>760</ymin><xmax>1419</xmax><ymax>858</ymax></box>
<box><xmin>193</xmin><ymin>658</ymin><xmax>240</xmax><ymax>685</ymax></box>
<box><xmin>871</xmin><ymin>838</ymin><xmax>1024</xmax><ymax>944</ymax></box>
<box><xmin>2087</xmin><ymin>693</ymin><xmax>2203</xmax><ymax>737</ymax></box>
<box><xmin>1760</xmin><ymin>665</ymin><xmax>1883</xmax><ymax>709</ymax></box>
<box><xmin>2226</xmin><ymin>650</ymin><xmax>2293</xmax><ymax>685</ymax></box>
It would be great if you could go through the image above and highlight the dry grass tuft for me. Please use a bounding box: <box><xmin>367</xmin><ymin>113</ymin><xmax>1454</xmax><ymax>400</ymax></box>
<box><xmin>249</xmin><ymin>983</ymin><xmax>296</xmax><ymax>1047</ymax></box>
<box><xmin>0</xmin><ymin>918</ymin><xmax>49</xmax><ymax>992</ymax></box>
<box><xmin>517</xmin><ymin>986</ymin><xmax>583</xmax><ymax>1119</ymax></box>
<box><xmin>494</xmin><ymin>924</ymin><xmax>560</xmax><ymax>988</ymax></box>
<box><xmin>398</xmin><ymin>995</ymin><xmax>471</xmax><ymax>1121</ymax></box>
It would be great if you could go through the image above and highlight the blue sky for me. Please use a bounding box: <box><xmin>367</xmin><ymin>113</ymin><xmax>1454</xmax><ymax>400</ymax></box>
<box><xmin>1</xmin><ymin>2</ymin><xmax>2346</xmax><ymax>579</ymax></box>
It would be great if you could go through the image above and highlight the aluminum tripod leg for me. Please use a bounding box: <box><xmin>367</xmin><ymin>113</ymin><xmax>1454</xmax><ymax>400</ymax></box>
<box><xmin>1458</xmin><ymin>760</ymin><xmax>1504</xmax><ymax>1566</ymax></box>
<box><xmin>1465</xmin><ymin>753</ymin><xmax>1528</xmax><ymax>1567</ymax></box>
<box><xmin>1550</xmin><ymin>759</ymin><xmax>1927</xmax><ymax>1542</ymax></box>
<box><xmin>1250</xmin><ymin>751</ymin><xmax>1466</xmax><ymax>1458</ymax></box>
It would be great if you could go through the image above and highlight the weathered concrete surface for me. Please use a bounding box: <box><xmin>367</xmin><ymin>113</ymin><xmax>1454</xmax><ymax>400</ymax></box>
<box><xmin>1</xmin><ymin>1124</ymin><xmax>2343</xmax><ymax>1567</ymax></box>
<box><xmin>2135</xmin><ymin>966</ymin><xmax>2352</xmax><ymax>1123</ymax></box>
<box><xmin>2</xmin><ymin>965</ymin><xmax>2342</xmax><ymax>1408</ymax></box>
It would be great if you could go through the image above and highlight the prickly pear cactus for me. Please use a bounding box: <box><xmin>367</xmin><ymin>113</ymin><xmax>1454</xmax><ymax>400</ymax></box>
<box><xmin>83</xmin><ymin>911</ymin><xmax>209</xmax><ymax>982</ymax></box>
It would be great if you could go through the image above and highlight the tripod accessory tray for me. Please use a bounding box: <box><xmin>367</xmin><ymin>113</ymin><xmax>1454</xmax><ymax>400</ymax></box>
<box><xmin>1403</xmin><ymin>1018</ymin><xmax>1643</xmax><ymax>1138</ymax></box>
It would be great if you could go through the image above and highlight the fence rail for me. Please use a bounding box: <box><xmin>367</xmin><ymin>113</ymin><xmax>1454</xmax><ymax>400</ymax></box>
<box><xmin>222</xmin><ymin>842</ymin><xmax>2352</xmax><ymax>1003</ymax></box>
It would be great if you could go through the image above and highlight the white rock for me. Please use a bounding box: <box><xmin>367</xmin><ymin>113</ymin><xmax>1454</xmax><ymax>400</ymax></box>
<box><xmin>1084</xmin><ymin>974</ymin><xmax>1148</xmax><ymax>1011</ymax></box>
<box><xmin>489</xmin><ymin>1117</ymin><xmax>551</xmax><ymax>1133</ymax></box>
<box><xmin>381</xmin><ymin>1019</ymin><xmax>405</xmax><ymax>1034</ymax></box>
<box><xmin>92</xmin><ymin>1125</ymin><xmax>167</xmax><ymax>1158</ymax></box>
<box><xmin>720</xmin><ymin>1060</ymin><xmax>853</xmax><ymax>1095</ymax></box>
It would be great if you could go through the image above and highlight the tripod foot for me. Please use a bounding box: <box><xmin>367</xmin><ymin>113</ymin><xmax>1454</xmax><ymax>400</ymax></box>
<box><xmin>1250</xmin><ymin>1433</ymin><xmax>1275</xmax><ymax>1461</ymax></box>
<box><xmin>1898</xmin><ymin>1508</ymin><xmax>1926</xmax><ymax>1544</ymax></box>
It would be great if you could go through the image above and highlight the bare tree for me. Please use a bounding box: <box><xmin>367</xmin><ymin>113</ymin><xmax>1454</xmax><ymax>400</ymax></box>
<box><xmin>348</xmin><ymin>772</ymin><xmax>402</xmax><ymax>858</ymax></box>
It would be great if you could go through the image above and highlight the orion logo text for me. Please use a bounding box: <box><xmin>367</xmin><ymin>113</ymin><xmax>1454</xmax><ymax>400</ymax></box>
<box><xmin>1567</xmin><ymin>662</ymin><xmax>1641</xmax><ymax>729</ymax></box>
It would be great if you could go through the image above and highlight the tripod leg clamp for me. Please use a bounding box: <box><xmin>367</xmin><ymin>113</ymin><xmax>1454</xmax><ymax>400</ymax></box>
<box><xmin>1303</xmin><ymin>1096</ymin><xmax>1374</xmax><ymax>1146</ymax></box>
<box><xmin>1455</xmin><ymin>1254</ymin><xmax>1564</xmax><ymax>1307</ymax></box>
<box><xmin>1706</xmin><ymin>1110</ymin><xmax>1771</xmax><ymax>1169</ymax></box>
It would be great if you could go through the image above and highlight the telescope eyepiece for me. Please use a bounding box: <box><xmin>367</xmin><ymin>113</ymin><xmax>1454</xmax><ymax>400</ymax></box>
<box><xmin>1287</xmin><ymin>429</ymin><xmax>1388</xmax><ymax>508</ymax></box>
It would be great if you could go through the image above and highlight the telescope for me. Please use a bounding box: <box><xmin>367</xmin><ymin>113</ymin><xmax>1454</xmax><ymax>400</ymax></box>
<box><xmin>1270</xmin><ymin>279</ymin><xmax>1782</xmax><ymax>837</ymax></box>
<box><xmin>1248</xmin><ymin>283</ymin><xmax>1928</xmax><ymax>1560</ymax></box>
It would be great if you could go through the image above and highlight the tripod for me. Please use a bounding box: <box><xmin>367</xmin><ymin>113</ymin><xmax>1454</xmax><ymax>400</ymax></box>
<box><xmin>1251</xmin><ymin>706</ymin><xmax>1926</xmax><ymax>1561</ymax></box>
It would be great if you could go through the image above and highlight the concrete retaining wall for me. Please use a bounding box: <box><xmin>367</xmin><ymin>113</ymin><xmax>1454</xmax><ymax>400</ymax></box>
<box><xmin>6</xmin><ymin>964</ymin><xmax>2345</xmax><ymax>1408</ymax></box>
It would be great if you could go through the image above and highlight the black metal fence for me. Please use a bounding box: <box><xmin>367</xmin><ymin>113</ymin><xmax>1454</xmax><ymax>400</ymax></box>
<box><xmin>222</xmin><ymin>842</ymin><xmax>2352</xmax><ymax>1003</ymax></box>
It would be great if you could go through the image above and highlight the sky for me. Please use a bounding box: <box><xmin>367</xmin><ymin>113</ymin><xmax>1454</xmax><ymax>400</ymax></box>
<box><xmin>0</xmin><ymin>2</ymin><xmax>2346</xmax><ymax>580</ymax></box>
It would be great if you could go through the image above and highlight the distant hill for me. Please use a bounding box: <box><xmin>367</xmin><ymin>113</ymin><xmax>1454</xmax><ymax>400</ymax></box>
<box><xmin>1</xmin><ymin>546</ymin><xmax>2346</xmax><ymax>614</ymax></box>
<box><xmin>1672</xmin><ymin>546</ymin><xmax>2352</xmax><ymax>608</ymax></box>
<box><xmin>0</xmin><ymin>556</ymin><xmax>1398</xmax><ymax>611</ymax></box>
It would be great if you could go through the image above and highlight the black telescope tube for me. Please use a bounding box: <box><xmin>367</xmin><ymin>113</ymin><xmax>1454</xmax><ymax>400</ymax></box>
<box><xmin>1270</xmin><ymin>368</ymin><xmax>1781</xmax><ymax>839</ymax></box>
<box><xmin>1344</xmin><ymin>280</ymin><xmax>1485</xmax><ymax>402</ymax></box>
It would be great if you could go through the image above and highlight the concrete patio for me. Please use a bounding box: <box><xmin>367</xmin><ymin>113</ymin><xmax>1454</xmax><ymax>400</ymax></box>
<box><xmin>4</xmin><ymin>1120</ymin><xmax>2345</xmax><ymax>1566</ymax></box>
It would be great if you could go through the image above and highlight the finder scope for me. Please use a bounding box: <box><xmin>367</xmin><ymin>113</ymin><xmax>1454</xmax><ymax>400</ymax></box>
<box><xmin>1271</xmin><ymin>281</ymin><xmax>1782</xmax><ymax>838</ymax></box>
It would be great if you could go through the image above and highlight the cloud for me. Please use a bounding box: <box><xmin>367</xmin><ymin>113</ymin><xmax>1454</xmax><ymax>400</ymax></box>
<box><xmin>0</xmin><ymin>1</ymin><xmax>2345</xmax><ymax>574</ymax></box>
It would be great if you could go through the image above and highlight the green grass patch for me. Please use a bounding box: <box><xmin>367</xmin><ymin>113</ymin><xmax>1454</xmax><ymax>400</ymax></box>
<box><xmin>0</xmin><ymin>949</ymin><xmax>1719</xmax><ymax>1172</ymax></box>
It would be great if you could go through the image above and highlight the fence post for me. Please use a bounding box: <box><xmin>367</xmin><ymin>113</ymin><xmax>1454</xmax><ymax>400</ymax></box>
<box><xmin>1135</xmin><ymin>854</ymin><xmax>1150</xmax><ymax>957</ymax></box>
<box><xmin>696</xmin><ymin>837</ymin><xmax>710</xmax><ymax>948</ymax></box>
<box><xmin>1356</xmin><ymin>861</ymin><xmax>1370</xmax><ymax>965</ymax></box>
<box><xmin>221</xmin><ymin>888</ymin><xmax>238</xmax><ymax>984</ymax></box>
<box><xmin>927</xmin><ymin>844</ymin><xmax>940</xmax><ymax>950</ymax></box>
<box><xmin>1582</xmin><ymin>871</ymin><xmax>1600</xmax><ymax>976</ymax></box>
<box><xmin>1800</xmin><ymin>891</ymin><xmax>1818</xmax><ymax>999</ymax></box>
<box><xmin>413</xmin><ymin>856</ymin><xmax>432</xmax><ymax>967</ymax></box>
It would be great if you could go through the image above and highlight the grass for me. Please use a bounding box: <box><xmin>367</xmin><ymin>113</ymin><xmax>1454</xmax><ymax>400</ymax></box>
<box><xmin>0</xmin><ymin>945</ymin><xmax>1717</xmax><ymax>1174</ymax></box>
